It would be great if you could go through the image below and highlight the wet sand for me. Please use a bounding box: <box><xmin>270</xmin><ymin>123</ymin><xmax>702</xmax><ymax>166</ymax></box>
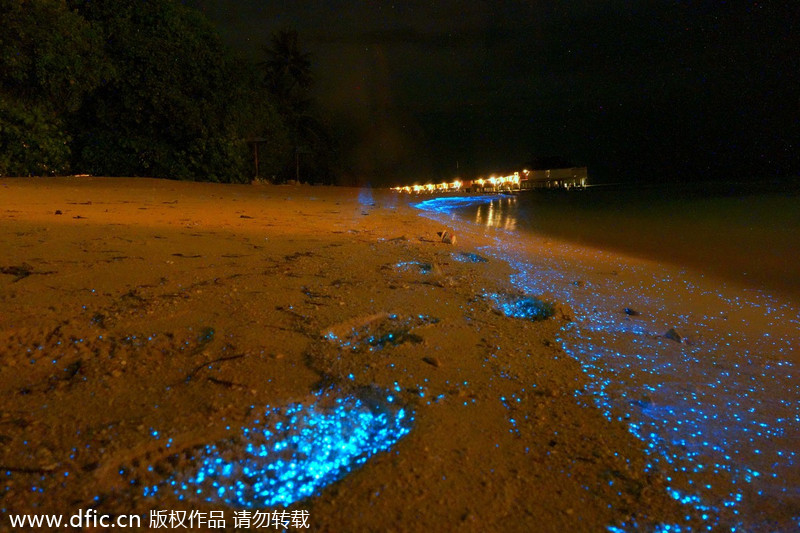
<box><xmin>2</xmin><ymin>177</ymin><xmax>696</xmax><ymax>530</ymax></box>
<box><xmin>417</xmin><ymin>194</ymin><xmax>800</xmax><ymax>531</ymax></box>
<box><xmin>450</xmin><ymin>187</ymin><xmax>800</xmax><ymax>301</ymax></box>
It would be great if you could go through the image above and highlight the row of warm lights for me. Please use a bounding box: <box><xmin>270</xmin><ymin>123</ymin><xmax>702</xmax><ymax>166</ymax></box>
<box><xmin>392</xmin><ymin>180</ymin><xmax>462</xmax><ymax>194</ymax></box>
<box><xmin>474</xmin><ymin>170</ymin><xmax>526</xmax><ymax>187</ymax></box>
<box><xmin>392</xmin><ymin>170</ymin><xmax>530</xmax><ymax>193</ymax></box>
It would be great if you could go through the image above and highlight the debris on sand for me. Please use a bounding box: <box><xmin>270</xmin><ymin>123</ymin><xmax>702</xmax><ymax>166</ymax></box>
<box><xmin>437</xmin><ymin>230</ymin><xmax>456</xmax><ymax>245</ymax></box>
<box><xmin>322</xmin><ymin>313</ymin><xmax>438</xmax><ymax>353</ymax></box>
<box><xmin>0</xmin><ymin>264</ymin><xmax>34</xmax><ymax>282</ymax></box>
<box><xmin>664</xmin><ymin>327</ymin><xmax>682</xmax><ymax>343</ymax></box>
<box><xmin>422</xmin><ymin>356</ymin><xmax>441</xmax><ymax>368</ymax></box>
<box><xmin>1</xmin><ymin>263</ymin><xmax>55</xmax><ymax>282</ymax></box>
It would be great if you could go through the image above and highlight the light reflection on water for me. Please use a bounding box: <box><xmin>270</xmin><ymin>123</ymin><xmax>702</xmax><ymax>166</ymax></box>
<box><xmin>474</xmin><ymin>195</ymin><xmax>518</xmax><ymax>230</ymax></box>
<box><xmin>413</xmin><ymin>194</ymin><xmax>520</xmax><ymax>232</ymax></box>
<box><xmin>414</xmin><ymin>195</ymin><xmax>800</xmax><ymax>531</ymax></box>
<box><xmin>450</xmin><ymin>186</ymin><xmax>800</xmax><ymax>300</ymax></box>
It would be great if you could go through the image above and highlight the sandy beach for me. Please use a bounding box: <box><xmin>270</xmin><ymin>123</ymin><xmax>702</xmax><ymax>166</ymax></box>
<box><xmin>0</xmin><ymin>177</ymin><xmax>705</xmax><ymax>530</ymax></box>
<box><xmin>417</xmin><ymin>191</ymin><xmax>800</xmax><ymax>531</ymax></box>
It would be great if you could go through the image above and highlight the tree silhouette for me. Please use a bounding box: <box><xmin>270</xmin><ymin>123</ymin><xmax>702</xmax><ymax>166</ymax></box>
<box><xmin>0</xmin><ymin>4</ymin><xmax>331</xmax><ymax>182</ymax></box>
<box><xmin>262</xmin><ymin>29</ymin><xmax>312</xmax><ymax>112</ymax></box>
<box><xmin>260</xmin><ymin>29</ymin><xmax>335</xmax><ymax>183</ymax></box>
<box><xmin>0</xmin><ymin>0</ymin><xmax>107</xmax><ymax>176</ymax></box>
<box><xmin>71</xmin><ymin>0</ymin><xmax>252</xmax><ymax>181</ymax></box>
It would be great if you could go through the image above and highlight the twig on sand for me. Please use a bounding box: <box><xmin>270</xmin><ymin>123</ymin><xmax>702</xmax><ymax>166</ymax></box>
<box><xmin>1</xmin><ymin>264</ymin><xmax>55</xmax><ymax>282</ymax></box>
<box><xmin>0</xmin><ymin>464</ymin><xmax>58</xmax><ymax>474</ymax></box>
<box><xmin>183</xmin><ymin>354</ymin><xmax>246</xmax><ymax>382</ymax></box>
<box><xmin>207</xmin><ymin>377</ymin><xmax>246</xmax><ymax>389</ymax></box>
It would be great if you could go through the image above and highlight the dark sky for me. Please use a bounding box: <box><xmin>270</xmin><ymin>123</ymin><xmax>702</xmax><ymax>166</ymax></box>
<box><xmin>193</xmin><ymin>1</ymin><xmax>798</xmax><ymax>185</ymax></box>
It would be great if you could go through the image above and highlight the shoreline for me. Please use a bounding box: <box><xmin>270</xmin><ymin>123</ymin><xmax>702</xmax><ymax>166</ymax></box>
<box><xmin>412</xmin><ymin>194</ymin><xmax>800</xmax><ymax>529</ymax></box>
<box><xmin>1</xmin><ymin>177</ymin><xmax>707</xmax><ymax>529</ymax></box>
<box><xmin>406</xmin><ymin>189</ymin><xmax>800</xmax><ymax>303</ymax></box>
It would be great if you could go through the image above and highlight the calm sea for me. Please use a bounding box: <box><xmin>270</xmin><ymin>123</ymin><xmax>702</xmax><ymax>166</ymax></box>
<box><xmin>411</xmin><ymin>180</ymin><xmax>800</xmax><ymax>528</ymax></box>
<box><xmin>449</xmin><ymin>180</ymin><xmax>800</xmax><ymax>301</ymax></box>
<box><xmin>414</xmin><ymin>183</ymin><xmax>800</xmax><ymax>531</ymax></box>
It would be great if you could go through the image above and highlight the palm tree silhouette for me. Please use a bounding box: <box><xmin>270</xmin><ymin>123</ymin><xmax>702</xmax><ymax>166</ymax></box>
<box><xmin>262</xmin><ymin>29</ymin><xmax>312</xmax><ymax>111</ymax></box>
<box><xmin>261</xmin><ymin>29</ymin><xmax>335</xmax><ymax>182</ymax></box>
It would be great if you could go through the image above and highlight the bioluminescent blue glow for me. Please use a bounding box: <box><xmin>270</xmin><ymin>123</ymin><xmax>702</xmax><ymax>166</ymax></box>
<box><xmin>144</xmin><ymin>388</ymin><xmax>412</xmax><ymax>508</ymax></box>
<box><xmin>395</xmin><ymin>260</ymin><xmax>433</xmax><ymax>274</ymax></box>
<box><xmin>358</xmin><ymin>187</ymin><xmax>375</xmax><ymax>207</ymax></box>
<box><xmin>411</xmin><ymin>195</ymin><xmax>497</xmax><ymax>215</ymax></box>
<box><xmin>487</xmin><ymin>292</ymin><xmax>555</xmax><ymax>321</ymax></box>
<box><xmin>452</xmin><ymin>252</ymin><xmax>489</xmax><ymax>263</ymax></box>
<box><xmin>323</xmin><ymin>314</ymin><xmax>438</xmax><ymax>353</ymax></box>
<box><xmin>506</xmin><ymin>256</ymin><xmax>800</xmax><ymax>530</ymax></box>
<box><xmin>415</xmin><ymin>198</ymin><xmax>800</xmax><ymax>530</ymax></box>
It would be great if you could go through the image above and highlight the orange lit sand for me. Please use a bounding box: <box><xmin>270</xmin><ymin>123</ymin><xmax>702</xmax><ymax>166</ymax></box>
<box><xmin>0</xmin><ymin>177</ymin><xmax>691</xmax><ymax>530</ymax></box>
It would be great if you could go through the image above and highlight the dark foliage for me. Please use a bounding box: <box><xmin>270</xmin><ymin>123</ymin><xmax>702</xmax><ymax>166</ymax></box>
<box><xmin>0</xmin><ymin>0</ymin><xmax>107</xmax><ymax>176</ymax></box>
<box><xmin>1</xmin><ymin>0</ymin><xmax>332</xmax><ymax>182</ymax></box>
<box><xmin>261</xmin><ymin>29</ymin><xmax>337</xmax><ymax>184</ymax></box>
<box><xmin>70</xmin><ymin>0</ymin><xmax>256</xmax><ymax>181</ymax></box>
<box><xmin>262</xmin><ymin>29</ymin><xmax>313</xmax><ymax>110</ymax></box>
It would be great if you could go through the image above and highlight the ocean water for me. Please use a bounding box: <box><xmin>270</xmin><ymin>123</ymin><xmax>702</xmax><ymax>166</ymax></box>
<box><xmin>455</xmin><ymin>182</ymin><xmax>800</xmax><ymax>301</ymax></box>
<box><xmin>412</xmin><ymin>183</ymin><xmax>800</xmax><ymax>531</ymax></box>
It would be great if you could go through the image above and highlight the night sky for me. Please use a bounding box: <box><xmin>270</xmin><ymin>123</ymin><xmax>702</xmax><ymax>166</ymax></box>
<box><xmin>192</xmin><ymin>1</ymin><xmax>798</xmax><ymax>185</ymax></box>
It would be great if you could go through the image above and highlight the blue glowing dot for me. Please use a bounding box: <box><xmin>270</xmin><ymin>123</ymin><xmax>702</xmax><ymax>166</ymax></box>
<box><xmin>143</xmin><ymin>387</ymin><xmax>413</xmax><ymax>508</ymax></box>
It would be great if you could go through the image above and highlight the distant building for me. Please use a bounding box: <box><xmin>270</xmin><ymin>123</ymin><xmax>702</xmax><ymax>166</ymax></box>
<box><xmin>519</xmin><ymin>167</ymin><xmax>588</xmax><ymax>190</ymax></box>
<box><xmin>391</xmin><ymin>167</ymin><xmax>588</xmax><ymax>194</ymax></box>
<box><xmin>462</xmin><ymin>167</ymin><xmax>588</xmax><ymax>192</ymax></box>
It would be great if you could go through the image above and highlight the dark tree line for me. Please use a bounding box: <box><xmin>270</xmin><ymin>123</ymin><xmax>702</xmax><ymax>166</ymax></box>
<box><xmin>0</xmin><ymin>0</ymin><xmax>335</xmax><ymax>183</ymax></box>
<box><xmin>260</xmin><ymin>29</ymin><xmax>336</xmax><ymax>184</ymax></box>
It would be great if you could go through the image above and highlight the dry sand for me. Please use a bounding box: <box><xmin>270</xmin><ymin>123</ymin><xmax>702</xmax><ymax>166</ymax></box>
<box><xmin>0</xmin><ymin>177</ymin><xmax>692</xmax><ymax>531</ymax></box>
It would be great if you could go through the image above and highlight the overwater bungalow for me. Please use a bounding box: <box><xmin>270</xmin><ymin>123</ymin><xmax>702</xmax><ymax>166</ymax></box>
<box><xmin>392</xmin><ymin>167</ymin><xmax>588</xmax><ymax>194</ymax></box>
<box><xmin>463</xmin><ymin>167</ymin><xmax>588</xmax><ymax>192</ymax></box>
<box><xmin>518</xmin><ymin>167</ymin><xmax>588</xmax><ymax>190</ymax></box>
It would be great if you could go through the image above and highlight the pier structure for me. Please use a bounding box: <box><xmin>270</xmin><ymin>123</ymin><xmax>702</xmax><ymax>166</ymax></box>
<box><xmin>392</xmin><ymin>167</ymin><xmax>588</xmax><ymax>195</ymax></box>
